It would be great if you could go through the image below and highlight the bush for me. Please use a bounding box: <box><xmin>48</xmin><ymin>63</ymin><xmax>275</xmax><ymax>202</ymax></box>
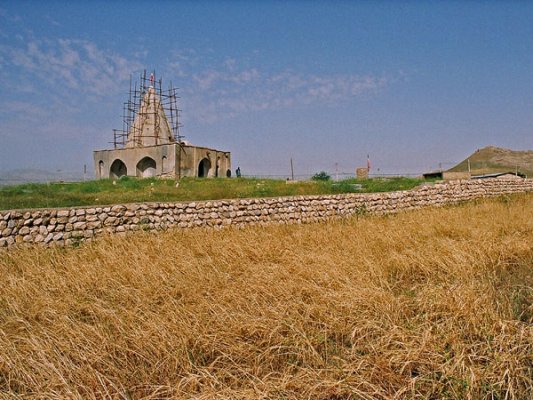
<box><xmin>311</xmin><ymin>171</ymin><xmax>331</xmax><ymax>181</ymax></box>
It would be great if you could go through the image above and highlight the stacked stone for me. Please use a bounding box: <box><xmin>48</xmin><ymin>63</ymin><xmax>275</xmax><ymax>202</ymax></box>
<box><xmin>1</xmin><ymin>178</ymin><xmax>532</xmax><ymax>249</ymax></box>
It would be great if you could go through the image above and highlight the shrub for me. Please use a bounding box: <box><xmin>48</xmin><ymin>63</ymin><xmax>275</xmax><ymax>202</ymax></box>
<box><xmin>311</xmin><ymin>171</ymin><xmax>331</xmax><ymax>181</ymax></box>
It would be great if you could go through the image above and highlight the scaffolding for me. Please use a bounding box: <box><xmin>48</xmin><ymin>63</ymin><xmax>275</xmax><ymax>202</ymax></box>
<box><xmin>112</xmin><ymin>70</ymin><xmax>184</xmax><ymax>148</ymax></box>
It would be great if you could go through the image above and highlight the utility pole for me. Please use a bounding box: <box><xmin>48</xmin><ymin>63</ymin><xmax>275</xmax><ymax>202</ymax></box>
<box><xmin>290</xmin><ymin>158</ymin><xmax>294</xmax><ymax>181</ymax></box>
<box><xmin>177</xmin><ymin>144</ymin><xmax>181</xmax><ymax>180</ymax></box>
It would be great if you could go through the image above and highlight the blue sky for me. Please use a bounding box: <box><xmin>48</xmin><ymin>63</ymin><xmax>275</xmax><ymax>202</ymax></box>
<box><xmin>1</xmin><ymin>1</ymin><xmax>533</xmax><ymax>178</ymax></box>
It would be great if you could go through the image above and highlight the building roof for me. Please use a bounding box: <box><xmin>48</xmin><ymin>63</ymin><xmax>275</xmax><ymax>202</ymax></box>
<box><xmin>471</xmin><ymin>172</ymin><xmax>526</xmax><ymax>179</ymax></box>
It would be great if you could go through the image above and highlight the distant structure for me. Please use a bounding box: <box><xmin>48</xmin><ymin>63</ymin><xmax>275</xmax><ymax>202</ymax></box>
<box><xmin>471</xmin><ymin>171</ymin><xmax>526</xmax><ymax>180</ymax></box>
<box><xmin>93</xmin><ymin>71</ymin><xmax>231</xmax><ymax>179</ymax></box>
<box><xmin>356</xmin><ymin>168</ymin><xmax>369</xmax><ymax>180</ymax></box>
<box><xmin>422</xmin><ymin>171</ymin><xmax>471</xmax><ymax>180</ymax></box>
<box><xmin>356</xmin><ymin>155</ymin><xmax>371</xmax><ymax>180</ymax></box>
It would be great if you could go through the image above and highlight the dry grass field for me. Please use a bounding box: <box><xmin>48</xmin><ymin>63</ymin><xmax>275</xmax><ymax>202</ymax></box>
<box><xmin>1</xmin><ymin>194</ymin><xmax>532</xmax><ymax>399</ymax></box>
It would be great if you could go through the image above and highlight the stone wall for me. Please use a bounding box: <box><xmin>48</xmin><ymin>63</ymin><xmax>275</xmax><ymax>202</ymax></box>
<box><xmin>1</xmin><ymin>178</ymin><xmax>532</xmax><ymax>248</ymax></box>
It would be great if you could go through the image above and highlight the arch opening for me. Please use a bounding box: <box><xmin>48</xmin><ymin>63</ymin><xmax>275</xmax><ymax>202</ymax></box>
<box><xmin>136</xmin><ymin>157</ymin><xmax>157</xmax><ymax>178</ymax></box>
<box><xmin>110</xmin><ymin>159</ymin><xmax>127</xmax><ymax>179</ymax></box>
<box><xmin>198</xmin><ymin>158</ymin><xmax>211</xmax><ymax>178</ymax></box>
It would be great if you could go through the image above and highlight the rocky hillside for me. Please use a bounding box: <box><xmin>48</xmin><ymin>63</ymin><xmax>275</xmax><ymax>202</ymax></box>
<box><xmin>448</xmin><ymin>146</ymin><xmax>533</xmax><ymax>177</ymax></box>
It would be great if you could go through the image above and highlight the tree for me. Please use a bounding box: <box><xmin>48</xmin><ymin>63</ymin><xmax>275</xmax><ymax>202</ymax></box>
<box><xmin>311</xmin><ymin>171</ymin><xmax>331</xmax><ymax>181</ymax></box>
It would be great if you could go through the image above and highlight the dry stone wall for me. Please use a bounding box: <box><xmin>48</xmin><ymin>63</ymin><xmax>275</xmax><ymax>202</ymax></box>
<box><xmin>1</xmin><ymin>178</ymin><xmax>532</xmax><ymax>248</ymax></box>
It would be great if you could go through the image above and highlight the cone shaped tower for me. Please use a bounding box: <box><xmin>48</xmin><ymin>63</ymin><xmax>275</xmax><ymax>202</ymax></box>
<box><xmin>126</xmin><ymin>86</ymin><xmax>174</xmax><ymax>148</ymax></box>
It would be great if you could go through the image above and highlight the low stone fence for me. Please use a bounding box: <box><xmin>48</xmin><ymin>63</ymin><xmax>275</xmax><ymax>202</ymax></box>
<box><xmin>1</xmin><ymin>178</ymin><xmax>532</xmax><ymax>248</ymax></box>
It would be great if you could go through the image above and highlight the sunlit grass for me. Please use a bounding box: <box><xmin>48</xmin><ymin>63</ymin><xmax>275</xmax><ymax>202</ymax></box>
<box><xmin>1</xmin><ymin>194</ymin><xmax>532</xmax><ymax>398</ymax></box>
<box><xmin>0</xmin><ymin>176</ymin><xmax>425</xmax><ymax>210</ymax></box>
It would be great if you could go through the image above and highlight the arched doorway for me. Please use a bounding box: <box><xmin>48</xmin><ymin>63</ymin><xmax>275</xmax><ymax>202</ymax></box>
<box><xmin>226</xmin><ymin>169</ymin><xmax>231</xmax><ymax>178</ymax></box>
<box><xmin>110</xmin><ymin>159</ymin><xmax>127</xmax><ymax>179</ymax></box>
<box><xmin>198</xmin><ymin>158</ymin><xmax>211</xmax><ymax>177</ymax></box>
<box><xmin>136</xmin><ymin>157</ymin><xmax>157</xmax><ymax>177</ymax></box>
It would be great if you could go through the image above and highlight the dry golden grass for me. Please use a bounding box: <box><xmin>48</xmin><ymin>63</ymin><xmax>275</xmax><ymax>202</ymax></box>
<box><xmin>1</xmin><ymin>194</ymin><xmax>532</xmax><ymax>399</ymax></box>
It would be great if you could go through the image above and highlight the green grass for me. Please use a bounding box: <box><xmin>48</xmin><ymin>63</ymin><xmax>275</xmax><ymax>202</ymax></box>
<box><xmin>0</xmin><ymin>176</ymin><xmax>426</xmax><ymax>210</ymax></box>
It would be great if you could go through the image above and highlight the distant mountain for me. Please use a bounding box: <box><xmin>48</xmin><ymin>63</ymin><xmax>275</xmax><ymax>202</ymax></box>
<box><xmin>0</xmin><ymin>168</ymin><xmax>86</xmax><ymax>185</ymax></box>
<box><xmin>447</xmin><ymin>146</ymin><xmax>533</xmax><ymax>177</ymax></box>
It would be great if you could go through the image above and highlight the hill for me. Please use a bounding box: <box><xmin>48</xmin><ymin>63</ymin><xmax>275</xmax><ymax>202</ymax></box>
<box><xmin>448</xmin><ymin>146</ymin><xmax>533</xmax><ymax>177</ymax></box>
<box><xmin>0</xmin><ymin>168</ymin><xmax>84</xmax><ymax>186</ymax></box>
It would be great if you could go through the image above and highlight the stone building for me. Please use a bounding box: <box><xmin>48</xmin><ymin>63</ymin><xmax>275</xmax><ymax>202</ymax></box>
<box><xmin>93</xmin><ymin>72</ymin><xmax>231</xmax><ymax>179</ymax></box>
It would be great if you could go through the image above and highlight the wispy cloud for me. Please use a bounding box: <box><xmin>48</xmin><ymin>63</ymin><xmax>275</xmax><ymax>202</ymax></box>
<box><xmin>0</xmin><ymin>34</ymin><xmax>144</xmax><ymax>149</ymax></box>
<box><xmin>0</xmin><ymin>30</ymin><xmax>146</xmax><ymax>139</ymax></box>
<box><xmin>44</xmin><ymin>14</ymin><xmax>61</xmax><ymax>27</ymax></box>
<box><xmin>0</xmin><ymin>34</ymin><xmax>392</xmax><ymax>146</ymax></box>
<box><xmin>167</xmin><ymin>55</ymin><xmax>391</xmax><ymax>124</ymax></box>
<box><xmin>0</xmin><ymin>37</ymin><xmax>143</xmax><ymax>97</ymax></box>
<box><xmin>0</xmin><ymin>7</ymin><xmax>21</xmax><ymax>23</ymax></box>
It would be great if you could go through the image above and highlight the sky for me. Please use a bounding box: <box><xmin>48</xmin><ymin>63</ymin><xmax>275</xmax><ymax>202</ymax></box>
<box><xmin>1</xmin><ymin>1</ymin><xmax>533</xmax><ymax>179</ymax></box>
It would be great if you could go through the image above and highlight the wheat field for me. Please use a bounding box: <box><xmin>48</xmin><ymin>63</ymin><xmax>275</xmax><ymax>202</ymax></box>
<box><xmin>1</xmin><ymin>194</ymin><xmax>532</xmax><ymax>399</ymax></box>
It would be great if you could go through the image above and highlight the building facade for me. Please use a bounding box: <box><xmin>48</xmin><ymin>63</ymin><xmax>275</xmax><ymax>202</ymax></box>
<box><xmin>94</xmin><ymin>143</ymin><xmax>231</xmax><ymax>179</ymax></box>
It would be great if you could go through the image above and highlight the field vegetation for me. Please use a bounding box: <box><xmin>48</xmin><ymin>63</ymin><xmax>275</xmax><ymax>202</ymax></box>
<box><xmin>1</xmin><ymin>194</ymin><xmax>532</xmax><ymax>398</ymax></box>
<box><xmin>0</xmin><ymin>176</ymin><xmax>425</xmax><ymax>210</ymax></box>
